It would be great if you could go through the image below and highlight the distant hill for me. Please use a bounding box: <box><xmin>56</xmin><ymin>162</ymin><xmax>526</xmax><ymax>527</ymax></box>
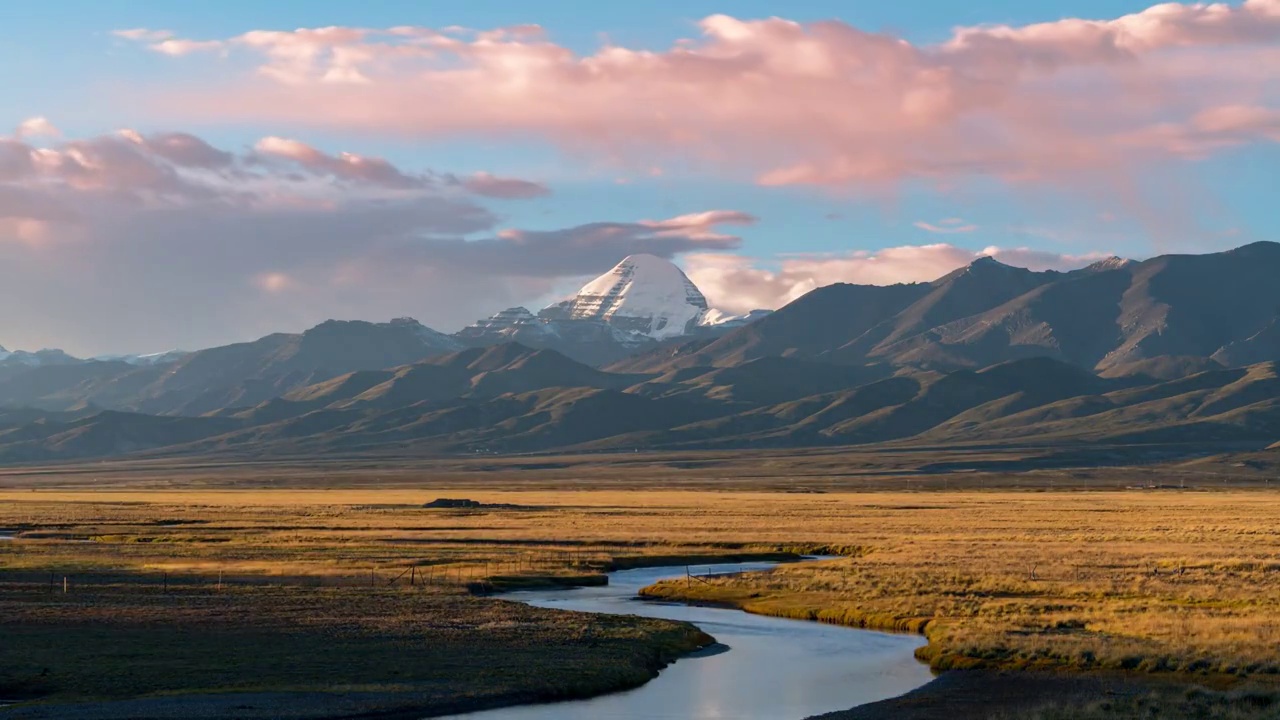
<box><xmin>0</xmin><ymin>318</ymin><xmax>463</xmax><ymax>415</ymax></box>
<box><xmin>619</xmin><ymin>242</ymin><xmax>1280</xmax><ymax>373</ymax></box>
<box><xmin>3</xmin><ymin>350</ymin><xmax>1277</xmax><ymax>464</ymax></box>
<box><xmin>1</xmin><ymin>242</ymin><xmax>1279</xmax><ymax>465</ymax></box>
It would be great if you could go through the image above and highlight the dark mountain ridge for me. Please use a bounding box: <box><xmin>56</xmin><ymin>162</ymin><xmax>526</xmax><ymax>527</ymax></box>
<box><xmin>2</xmin><ymin>242</ymin><xmax>1279</xmax><ymax>465</ymax></box>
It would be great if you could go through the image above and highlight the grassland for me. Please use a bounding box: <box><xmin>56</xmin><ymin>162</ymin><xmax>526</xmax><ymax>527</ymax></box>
<box><xmin>4</xmin><ymin>458</ymin><xmax>1280</xmax><ymax>718</ymax></box>
<box><xmin>639</xmin><ymin>490</ymin><xmax>1280</xmax><ymax>677</ymax></box>
<box><xmin>1018</xmin><ymin>688</ymin><xmax>1280</xmax><ymax>720</ymax></box>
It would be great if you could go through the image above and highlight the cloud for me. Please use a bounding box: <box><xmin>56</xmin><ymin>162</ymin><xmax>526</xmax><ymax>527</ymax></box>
<box><xmin>255</xmin><ymin>271</ymin><xmax>294</xmax><ymax>293</ymax></box>
<box><xmin>459</xmin><ymin>172</ymin><xmax>551</xmax><ymax>199</ymax></box>
<box><xmin>253</xmin><ymin>135</ymin><xmax>427</xmax><ymax>188</ymax></box>
<box><xmin>643</xmin><ymin>210</ymin><xmax>756</xmax><ymax>238</ymax></box>
<box><xmin>685</xmin><ymin>244</ymin><xmax>1114</xmax><ymax>313</ymax></box>
<box><xmin>431</xmin><ymin>211</ymin><xmax>751</xmax><ymax>278</ymax></box>
<box><xmin>14</xmin><ymin>117</ymin><xmax>60</xmax><ymax>140</ymax></box>
<box><xmin>0</xmin><ymin>129</ymin><xmax>749</xmax><ymax>355</ymax></box>
<box><xmin>151</xmin><ymin>39</ymin><xmax>225</xmax><ymax>56</ymax></box>
<box><xmin>914</xmin><ymin>218</ymin><xmax>979</xmax><ymax>234</ymax></box>
<box><xmin>112</xmin><ymin>28</ymin><xmax>174</xmax><ymax>42</ymax></box>
<box><xmin>117</xmin><ymin>3</ymin><xmax>1280</xmax><ymax>194</ymax></box>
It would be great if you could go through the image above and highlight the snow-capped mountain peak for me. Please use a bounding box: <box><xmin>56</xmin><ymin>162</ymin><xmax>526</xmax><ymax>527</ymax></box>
<box><xmin>546</xmin><ymin>254</ymin><xmax>710</xmax><ymax>340</ymax></box>
<box><xmin>1083</xmin><ymin>256</ymin><xmax>1134</xmax><ymax>272</ymax></box>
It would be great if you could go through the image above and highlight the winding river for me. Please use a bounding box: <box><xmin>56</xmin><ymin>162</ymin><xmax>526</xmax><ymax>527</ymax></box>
<box><xmin>442</xmin><ymin>561</ymin><xmax>933</xmax><ymax>720</ymax></box>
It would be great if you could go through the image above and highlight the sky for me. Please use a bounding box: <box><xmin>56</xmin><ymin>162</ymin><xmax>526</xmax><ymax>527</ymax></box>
<box><xmin>2</xmin><ymin>0</ymin><xmax>1278</xmax><ymax>355</ymax></box>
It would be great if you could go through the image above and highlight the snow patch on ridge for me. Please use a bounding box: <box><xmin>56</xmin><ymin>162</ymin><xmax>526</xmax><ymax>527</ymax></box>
<box><xmin>699</xmin><ymin>308</ymin><xmax>774</xmax><ymax>328</ymax></box>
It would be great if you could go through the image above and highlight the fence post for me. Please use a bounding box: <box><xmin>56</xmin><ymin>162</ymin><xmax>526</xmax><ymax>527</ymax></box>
<box><xmin>63</xmin><ymin>576</ymin><xmax>68</xmax><ymax>594</ymax></box>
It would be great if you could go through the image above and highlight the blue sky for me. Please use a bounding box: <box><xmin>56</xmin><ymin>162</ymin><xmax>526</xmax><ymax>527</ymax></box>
<box><xmin>1</xmin><ymin>1</ymin><xmax>1276</xmax><ymax>354</ymax></box>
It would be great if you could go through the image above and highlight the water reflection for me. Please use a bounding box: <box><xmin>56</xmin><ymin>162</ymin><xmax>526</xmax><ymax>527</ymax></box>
<box><xmin>440</xmin><ymin>562</ymin><xmax>932</xmax><ymax>720</ymax></box>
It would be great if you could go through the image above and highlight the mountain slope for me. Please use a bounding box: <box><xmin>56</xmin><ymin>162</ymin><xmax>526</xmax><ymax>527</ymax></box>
<box><xmin>1100</xmin><ymin>242</ymin><xmax>1280</xmax><ymax>369</ymax></box>
<box><xmin>614</xmin><ymin>281</ymin><xmax>933</xmax><ymax>371</ymax></box>
<box><xmin>629</xmin><ymin>242</ymin><xmax>1280</xmax><ymax>373</ymax></box>
<box><xmin>3</xmin><ymin>242</ymin><xmax>1280</xmax><ymax>464</ymax></box>
<box><xmin>226</xmin><ymin>344</ymin><xmax>645</xmax><ymax>423</ymax></box>
<box><xmin>4</xmin><ymin>355</ymin><xmax>1280</xmax><ymax>462</ymax></box>
<box><xmin>0</xmin><ymin>318</ymin><xmax>464</xmax><ymax>415</ymax></box>
<box><xmin>834</xmin><ymin>257</ymin><xmax>1061</xmax><ymax>364</ymax></box>
<box><xmin>0</xmin><ymin>411</ymin><xmax>241</xmax><ymax>463</ymax></box>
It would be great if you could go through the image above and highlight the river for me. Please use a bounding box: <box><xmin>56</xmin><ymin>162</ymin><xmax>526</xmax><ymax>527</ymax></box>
<box><xmin>441</xmin><ymin>561</ymin><xmax>933</xmax><ymax>720</ymax></box>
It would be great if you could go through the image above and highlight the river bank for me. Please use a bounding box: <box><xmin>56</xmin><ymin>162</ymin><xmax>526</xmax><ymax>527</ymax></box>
<box><xmin>812</xmin><ymin>669</ymin><xmax>1280</xmax><ymax>719</ymax></box>
<box><xmin>445</xmin><ymin>562</ymin><xmax>930</xmax><ymax>719</ymax></box>
<box><xmin>10</xmin><ymin>487</ymin><xmax>1280</xmax><ymax>719</ymax></box>
<box><xmin>0</xmin><ymin>583</ymin><xmax>711</xmax><ymax>720</ymax></box>
<box><xmin>642</xmin><ymin>553</ymin><xmax>1280</xmax><ymax>719</ymax></box>
<box><xmin>2</xmin><ymin>561</ymin><xmax>931</xmax><ymax>720</ymax></box>
<box><xmin>812</xmin><ymin>670</ymin><xmax>1185</xmax><ymax>719</ymax></box>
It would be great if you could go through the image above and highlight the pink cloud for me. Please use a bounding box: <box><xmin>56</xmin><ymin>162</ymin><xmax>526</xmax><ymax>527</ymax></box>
<box><xmin>914</xmin><ymin>218</ymin><xmax>979</xmax><ymax>234</ymax></box>
<box><xmin>643</xmin><ymin>210</ymin><xmax>757</xmax><ymax>240</ymax></box>
<box><xmin>150</xmin><ymin>39</ymin><xmax>225</xmax><ymax>56</ymax></box>
<box><xmin>254</xmin><ymin>271</ymin><xmax>294</xmax><ymax>293</ymax></box>
<box><xmin>112</xmin><ymin>28</ymin><xmax>174</xmax><ymax>42</ymax></box>
<box><xmin>685</xmin><ymin>245</ymin><xmax>1114</xmax><ymax>313</ymax></box>
<box><xmin>0</xmin><ymin>127</ymin><xmax>753</xmax><ymax>354</ymax></box>
<box><xmin>253</xmin><ymin>135</ymin><xmax>426</xmax><ymax>188</ymax></box>
<box><xmin>13</xmin><ymin>117</ymin><xmax>60</xmax><ymax>140</ymax></box>
<box><xmin>117</xmin><ymin>3</ymin><xmax>1280</xmax><ymax>192</ymax></box>
<box><xmin>460</xmin><ymin>172</ymin><xmax>551</xmax><ymax>199</ymax></box>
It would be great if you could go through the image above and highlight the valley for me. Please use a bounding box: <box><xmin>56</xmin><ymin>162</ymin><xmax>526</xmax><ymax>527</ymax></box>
<box><xmin>9</xmin><ymin>5</ymin><xmax>1280</xmax><ymax>717</ymax></box>
<box><xmin>5</xmin><ymin>243</ymin><xmax>1280</xmax><ymax>719</ymax></box>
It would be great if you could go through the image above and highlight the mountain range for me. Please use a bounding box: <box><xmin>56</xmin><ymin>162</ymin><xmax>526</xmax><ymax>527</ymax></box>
<box><xmin>3</xmin><ymin>242</ymin><xmax>1280</xmax><ymax>465</ymax></box>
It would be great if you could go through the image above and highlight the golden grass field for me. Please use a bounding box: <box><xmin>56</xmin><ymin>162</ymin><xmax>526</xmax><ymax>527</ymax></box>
<box><xmin>8</xmin><ymin>486</ymin><xmax>1280</xmax><ymax>674</ymax></box>
<box><xmin>5</xmin><ymin>465</ymin><xmax>1280</xmax><ymax>717</ymax></box>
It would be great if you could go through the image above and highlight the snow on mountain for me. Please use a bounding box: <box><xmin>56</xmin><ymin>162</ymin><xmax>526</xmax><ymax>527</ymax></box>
<box><xmin>0</xmin><ymin>345</ymin><xmax>190</xmax><ymax>368</ymax></box>
<box><xmin>0</xmin><ymin>348</ymin><xmax>82</xmax><ymax>367</ymax></box>
<box><xmin>458</xmin><ymin>307</ymin><xmax>549</xmax><ymax>338</ymax></box>
<box><xmin>699</xmin><ymin>308</ymin><xmax>774</xmax><ymax>328</ymax></box>
<box><xmin>385</xmin><ymin>317</ymin><xmax>464</xmax><ymax>352</ymax></box>
<box><xmin>93</xmin><ymin>350</ymin><xmax>191</xmax><ymax>366</ymax></box>
<box><xmin>546</xmin><ymin>254</ymin><xmax>710</xmax><ymax>340</ymax></box>
<box><xmin>1083</xmin><ymin>256</ymin><xmax>1134</xmax><ymax>272</ymax></box>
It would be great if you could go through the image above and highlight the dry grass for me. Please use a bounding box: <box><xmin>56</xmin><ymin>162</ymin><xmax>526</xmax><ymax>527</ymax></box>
<box><xmin>6</xmin><ymin>482</ymin><xmax>1280</xmax><ymax>708</ymax></box>
<box><xmin>0</xmin><ymin>582</ymin><xmax>708</xmax><ymax>709</ymax></box>
<box><xmin>1012</xmin><ymin>687</ymin><xmax>1280</xmax><ymax>719</ymax></box>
